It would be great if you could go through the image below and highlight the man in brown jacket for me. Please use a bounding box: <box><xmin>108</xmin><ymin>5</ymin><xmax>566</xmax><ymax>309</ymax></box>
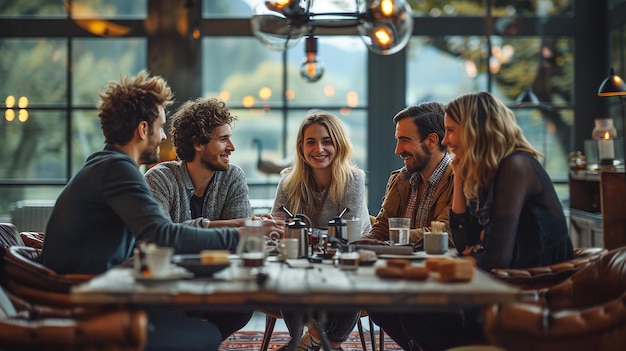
<box><xmin>362</xmin><ymin>101</ymin><xmax>454</xmax><ymax>245</ymax></box>
<box><xmin>363</xmin><ymin>102</ymin><xmax>456</xmax><ymax>351</ymax></box>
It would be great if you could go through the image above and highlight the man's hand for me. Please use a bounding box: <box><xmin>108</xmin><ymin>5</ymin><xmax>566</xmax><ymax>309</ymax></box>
<box><xmin>349</xmin><ymin>238</ymin><xmax>390</xmax><ymax>246</ymax></box>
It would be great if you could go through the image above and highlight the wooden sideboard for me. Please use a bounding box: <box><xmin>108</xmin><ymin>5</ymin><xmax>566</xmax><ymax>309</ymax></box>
<box><xmin>569</xmin><ymin>170</ymin><xmax>626</xmax><ymax>250</ymax></box>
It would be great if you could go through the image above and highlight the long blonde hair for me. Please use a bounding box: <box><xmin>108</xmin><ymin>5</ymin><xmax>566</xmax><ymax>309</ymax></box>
<box><xmin>281</xmin><ymin>110</ymin><xmax>362</xmax><ymax>216</ymax></box>
<box><xmin>445</xmin><ymin>92</ymin><xmax>540</xmax><ymax>199</ymax></box>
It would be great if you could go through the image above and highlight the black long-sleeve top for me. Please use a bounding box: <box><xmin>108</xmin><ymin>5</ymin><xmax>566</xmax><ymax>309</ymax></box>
<box><xmin>449</xmin><ymin>151</ymin><xmax>574</xmax><ymax>271</ymax></box>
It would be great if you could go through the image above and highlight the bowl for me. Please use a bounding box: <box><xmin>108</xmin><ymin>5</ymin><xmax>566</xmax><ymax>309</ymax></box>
<box><xmin>172</xmin><ymin>254</ymin><xmax>230</xmax><ymax>277</ymax></box>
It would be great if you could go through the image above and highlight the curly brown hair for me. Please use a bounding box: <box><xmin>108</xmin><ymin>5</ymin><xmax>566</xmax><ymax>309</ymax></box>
<box><xmin>97</xmin><ymin>70</ymin><xmax>173</xmax><ymax>145</ymax></box>
<box><xmin>170</xmin><ymin>97</ymin><xmax>237</xmax><ymax>162</ymax></box>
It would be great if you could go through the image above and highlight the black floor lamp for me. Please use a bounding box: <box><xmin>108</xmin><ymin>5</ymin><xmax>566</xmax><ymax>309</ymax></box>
<box><xmin>597</xmin><ymin>68</ymin><xmax>626</xmax><ymax>167</ymax></box>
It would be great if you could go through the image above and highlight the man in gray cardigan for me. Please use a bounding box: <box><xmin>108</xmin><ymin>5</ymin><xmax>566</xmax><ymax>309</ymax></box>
<box><xmin>144</xmin><ymin>97</ymin><xmax>261</xmax><ymax>341</ymax></box>
<box><xmin>145</xmin><ymin>97</ymin><xmax>252</xmax><ymax>229</ymax></box>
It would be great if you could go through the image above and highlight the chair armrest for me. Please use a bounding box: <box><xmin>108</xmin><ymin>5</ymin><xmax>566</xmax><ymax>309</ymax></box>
<box><xmin>19</xmin><ymin>232</ymin><xmax>44</xmax><ymax>249</ymax></box>
<box><xmin>491</xmin><ymin>250</ymin><xmax>606</xmax><ymax>290</ymax></box>
<box><xmin>0</xmin><ymin>309</ymin><xmax>148</xmax><ymax>351</ymax></box>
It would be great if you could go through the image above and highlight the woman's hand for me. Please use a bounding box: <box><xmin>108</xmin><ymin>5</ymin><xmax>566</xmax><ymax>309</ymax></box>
<box><xmin>461</xmin><ymin>244</ymin><xmax>483</xmax><ymax>256</ymax></box>
<box><xmin>252</xmin><ymin>213</ymin><xmax>274</xmax><ymax>221</ymax></box>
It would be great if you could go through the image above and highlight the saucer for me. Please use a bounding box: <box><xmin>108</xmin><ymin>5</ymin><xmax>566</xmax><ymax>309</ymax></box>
<box><xmin>133</xmin><ymin>266</ymin><xmax>193</xmax><ymax>283</ymax></box>
<box><xmin>315</xmin><ymin>252</ymin><xmax>337</xmax><ymax>260</ymax></box>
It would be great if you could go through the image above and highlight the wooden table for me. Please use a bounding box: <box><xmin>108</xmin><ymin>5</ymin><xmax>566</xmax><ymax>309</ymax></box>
<box><xmin>72</xmin><ymin>255</ymin><xmax>521</xmax><ymax>350</ymax></box>
<box><xmin>72</xmin><ymin>255</ymin><xmax>520</xmax><ymax>309</ymax></box>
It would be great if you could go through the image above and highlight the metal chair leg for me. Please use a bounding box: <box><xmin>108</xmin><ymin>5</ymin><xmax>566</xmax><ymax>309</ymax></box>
<box><xmin>357</xmin><ymin>318</ymin><xmax>368</xmax><ymax>351</ymax></box>
<box><xmin>368</xmin><ymin>315</ymin><xmax>379</xmax><ymax>351</ymax></box>
<box><xmin>261</xmin><ymin>314</ymin><xmax>277</xmax><ymax>351</ymax></box>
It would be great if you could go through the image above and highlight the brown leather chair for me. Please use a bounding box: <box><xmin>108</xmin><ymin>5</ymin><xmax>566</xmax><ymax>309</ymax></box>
<box><xmin>0</xmin><ymin>283</ymin><xmax>147</xmax><ymax>351</ymax></box>
<box><xmin>1</xmin><ymin>246</ymin><xmax>94</xmax><ymax>308</ymax></box>
<box><xmin>0</xmin><ymin>224</ymin><xmax>147</xmax><ymax>350</ymax></box>
<box><xmin>490</xmin><ymin>247</ymin><xmax>607</xmax><ymax>290</ymax></box>
<box><xmin>484</xmin><ymin>246</ymin><xmax>626</xmax><ymax>351</ymax></box>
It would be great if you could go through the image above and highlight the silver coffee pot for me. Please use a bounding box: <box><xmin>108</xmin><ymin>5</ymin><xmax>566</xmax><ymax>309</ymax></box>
<box><xmin>281</xmin><ymin>206</ymin><xmax>312</xmax><ymax>258</ymax></box>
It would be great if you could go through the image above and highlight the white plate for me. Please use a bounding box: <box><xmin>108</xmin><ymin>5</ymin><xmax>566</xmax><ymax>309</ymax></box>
<box><xmin>133</xmin><ymin>266</ymin><xmax>193</xmax><ymax>283</ymax></box>
<box><xmin>378</xmin><ymin>251</ymin><xmax>453</xmax><ymax>260</ymax></box>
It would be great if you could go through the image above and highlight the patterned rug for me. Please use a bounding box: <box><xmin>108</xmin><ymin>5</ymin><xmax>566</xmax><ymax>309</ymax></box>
<box><xmin>220</xmin><ymin>331</ymin><xmax>402</xmax><ymax>351</ymax></box>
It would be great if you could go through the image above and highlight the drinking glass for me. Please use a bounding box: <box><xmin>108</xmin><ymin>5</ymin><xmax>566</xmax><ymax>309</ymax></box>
<box><xmin>237</xmin><ymin>219</ymin><xmax>266</xmax><ymax>267</ymax></box>
<box><xmin>388</xmin><ymin>217</ymin><xmax>410</xmax><ymax>245</ymax></box>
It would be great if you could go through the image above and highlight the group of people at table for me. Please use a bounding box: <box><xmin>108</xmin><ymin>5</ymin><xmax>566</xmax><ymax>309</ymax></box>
<box><xmin>38</xmin><ymin>71</ymin><xmax>574</xmax><ymax>351</ymax></box>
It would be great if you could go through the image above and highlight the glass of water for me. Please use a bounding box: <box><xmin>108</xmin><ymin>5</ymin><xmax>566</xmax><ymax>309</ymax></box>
<box><xmin>388</xmin><ymin>217</ymin><xmax>411</xmax><ymax>245</ymax></box>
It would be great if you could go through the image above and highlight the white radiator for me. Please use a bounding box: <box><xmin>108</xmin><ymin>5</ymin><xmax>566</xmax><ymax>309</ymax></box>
<box><xmin>10</xmin><ymin>200</ymin><xmax>56</xmax><ymax>232</ymax></box>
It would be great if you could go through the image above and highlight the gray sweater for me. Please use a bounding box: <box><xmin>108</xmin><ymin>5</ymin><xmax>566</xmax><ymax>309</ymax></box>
<box><xmin>271</xmin><ymin>168</ymin><xmax>371</xmax><ymax>234</ymax></box>
<box><xmin>144</xmin><ymin>160</ymin><xmax>252</xmax><ymax>227</ymax></box>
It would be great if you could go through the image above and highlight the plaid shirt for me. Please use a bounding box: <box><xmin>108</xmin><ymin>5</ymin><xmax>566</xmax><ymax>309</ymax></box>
<box><xmin>403</xmin><ymin>154</ymin><xmax>452</xmax><ymax>229</ymax></box>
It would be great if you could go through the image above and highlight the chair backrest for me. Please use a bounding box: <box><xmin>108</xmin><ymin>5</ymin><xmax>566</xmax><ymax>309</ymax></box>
<box><xmin>0</xmin><ymin>223</ymin><xmax>24</xmax><ymax>250</ymax></box>
<box><xmin>1</xmin><ymin>246</ymin><xmax>93</xmax><ymax>308</ymax></box>
<box><xmin>547</xmin><ymin>246</ymin><xmax>626</xmax><ymax>311</ymax></box>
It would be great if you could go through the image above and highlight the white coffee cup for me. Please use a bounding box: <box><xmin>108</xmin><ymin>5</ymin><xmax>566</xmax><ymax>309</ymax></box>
<box><xmin>424</xmin><ymin>232</ymin><xmax>448</xmax><ymax>254</ymax></box>
<box><xmin>277</xmin><ymin>238</ymin><xmax>299</xmax><ymax>259</ymax></box>
<box><xmin>144</xmin><ymin>245</ymin><xmax>174</xmax><ymax>277</ymax></box>
<box><xmin>346</xmin><ymin>218</ymin><xmax>361</xmax><ymax>243</ymax></box>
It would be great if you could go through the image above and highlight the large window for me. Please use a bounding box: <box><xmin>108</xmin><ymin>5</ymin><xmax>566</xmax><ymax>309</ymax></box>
<box><xmin>203</xmin><ymin>36</ymin><xmax>368</xmax><ymax>198</ymax></box>
<box><xmin>2</xmin><ymin>0</ymin><xmax>622</xmax><ymax>223</ymax></box>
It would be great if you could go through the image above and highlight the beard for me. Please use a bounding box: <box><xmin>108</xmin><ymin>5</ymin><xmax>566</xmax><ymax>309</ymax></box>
<box><xmin>201</xmin><ymin>156</ymin><xmax>229</xmax><ymax>172</ymax></box>
<box><xmin>139</xmin><ymin>131</ymin><xmax>161</xmax><ymax>165</ymax></box>
<box><xmin>405</xmin><ymin>143</ymin><xmax>431</xmax><ymax>173</ymax></box>
<box><xmin>140</xmin><ymin>145</ymin><xmax>160</xmax><ymax>165</ymax></box>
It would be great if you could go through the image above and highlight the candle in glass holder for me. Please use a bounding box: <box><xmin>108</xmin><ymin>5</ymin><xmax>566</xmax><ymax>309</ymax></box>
<box><xmin>598</xmin><ymin>131</ymin><xmax>614</xmax><ymax>165</ymax></box>
<box><xmin>592</xmin><ymin>118</ymin><xmax>617</xmax><ymax>168</ymax></box>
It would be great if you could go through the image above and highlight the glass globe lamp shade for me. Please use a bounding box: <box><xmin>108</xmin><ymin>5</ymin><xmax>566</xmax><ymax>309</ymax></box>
<box><xmin>357</xmin><ymin>0</ymin><xmax>413</xmax><ymax>55</ymax></box>
<box><xmin>300</xmin><ymin>55</ymin><xmax>325</xmax><ymax>82</ymax></box>
<box><xmin>251</xmin><ymin>1</ymin><xmax>309</xmax><ymax>51</ymax></box>
<box><xmin>299</xmin><ymin>36</ymin><xmax>324</xmax><ymax>82</ymax></box>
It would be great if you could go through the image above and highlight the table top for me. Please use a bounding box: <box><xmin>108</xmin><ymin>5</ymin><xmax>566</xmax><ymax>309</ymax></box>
<box><xmin>71</xmin><ymin>254</ymin><xmax>521</xmax><ymax>312</ymax></box>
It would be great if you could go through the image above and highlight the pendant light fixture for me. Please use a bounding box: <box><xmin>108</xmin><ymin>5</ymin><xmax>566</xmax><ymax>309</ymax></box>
<box><xmin>251</xmin><ymin>0</ymin><xmax>413</xmax><ymax>82</ymax></box>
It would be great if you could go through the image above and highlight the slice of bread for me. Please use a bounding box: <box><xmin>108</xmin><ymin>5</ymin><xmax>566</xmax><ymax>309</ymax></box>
<box><xmin>437</xmin><ymin>259</ymin><xmax>474</xmax><ymax>282</ymax></box>
<box><xmin>200</xmin><ymin>250</ymin><xmax>230</xmax><ymax>265</ymax></box>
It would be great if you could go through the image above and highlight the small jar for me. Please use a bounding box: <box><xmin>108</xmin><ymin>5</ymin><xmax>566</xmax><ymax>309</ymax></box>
<box><xmin>568</xmin><ymin>151</ymin><xmax>587</xmax><ymax>170</ymax></box>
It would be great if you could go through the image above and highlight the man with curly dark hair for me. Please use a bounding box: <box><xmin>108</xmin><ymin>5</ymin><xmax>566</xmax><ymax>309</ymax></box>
<box><xmin>145</xmin><ymin>97</ymin><xmax>252</xmax><ymax>229</ymax></box>
<box><xmin>144</xmin><ymin>97</ymin><xmax>256</xmax><ymax>339</ymax></box>
<box><xmin>41</xmin><ymin>71</ymin><xmax>283</xmax><ymax>351</ymax></box>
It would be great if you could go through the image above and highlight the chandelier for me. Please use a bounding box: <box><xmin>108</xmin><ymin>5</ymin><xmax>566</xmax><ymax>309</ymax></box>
<box><xmin>250</xmin><ymin>0</ymin><xmax>413</xmax><ymax>82</ymax></box>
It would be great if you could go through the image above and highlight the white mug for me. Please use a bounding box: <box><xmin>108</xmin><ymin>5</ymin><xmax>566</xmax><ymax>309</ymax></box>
<box><xmin>346</xmin><ymin>218</ymin><xmax>361</xmax><ymax>243</ymax></box>
<box><xmin>424</xmin><ymin>232</ymin><xmax>448</xmax><ymax>254</ymax></box>
<box><xmin>144</xmin><ymin>245</ymin><xmax>174</xmax><ymax>277</ymax></box>
<box><xmin>277</xmin><ymin>238</ymin><xmax>299</xmax><ymax>259</ymax></box>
